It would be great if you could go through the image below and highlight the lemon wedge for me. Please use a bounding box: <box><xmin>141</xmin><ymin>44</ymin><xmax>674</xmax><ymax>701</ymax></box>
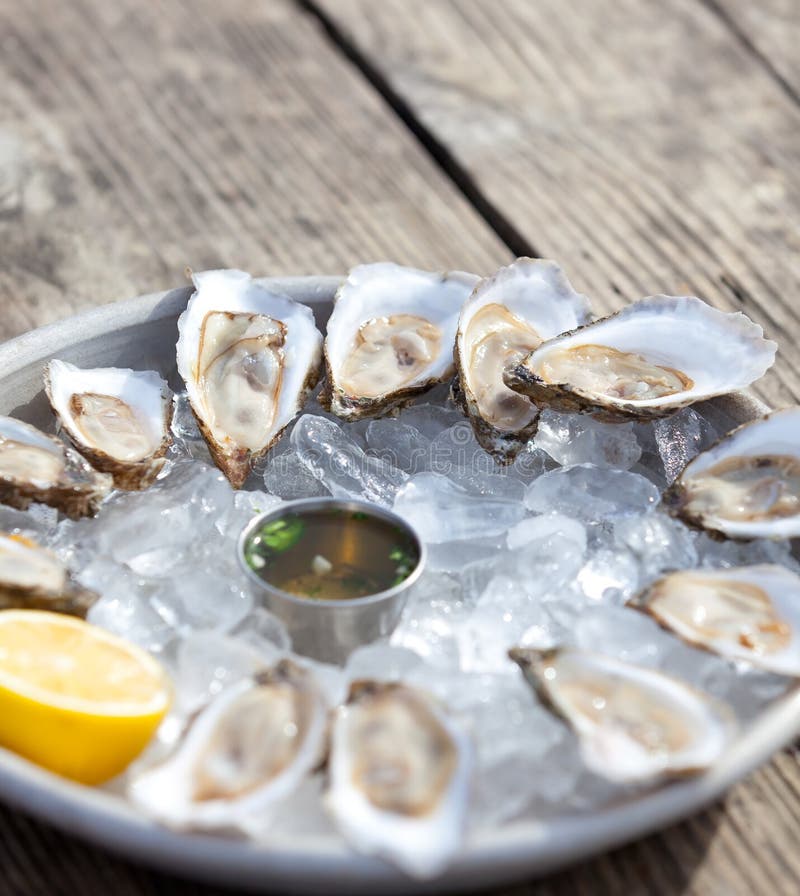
<box><xmin>0</xmin><ymin>610</ymin><xmax>171</xmax><ymax>784</ymax></box>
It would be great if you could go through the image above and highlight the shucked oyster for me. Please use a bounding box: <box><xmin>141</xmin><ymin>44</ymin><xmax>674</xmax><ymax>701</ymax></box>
<box><xmin>130</xmin><ymin>659</ymin><xmax>327</xmax><ymax>830</ymax></box>
<box><xmin>506</xmin><ymin>296</ymin><xmax>776</xmax><ymax>421</ymax></box>
<box><xmin>322</xmin><ymin>263</ymin><xmax>478</xmax><ymax>420</ymax></box>
<box><xmin>177</xmin><ymin>270</ymin><xmax>323</xmax><ymax>488</ymax></box>
<box><xmin>45</xmin><ymin>360</ymin><xmax>172</xmax><ymax>490</ymax></box>
<box><xmin>510</xmin><ymin>648</ymin><xmax>732</xmax><ymax>784</ymax></box>
<box><xmin>0</xmin><ymin>533</ymin><xmax>98</xmax><ymax>617</ymax></box>
<box><xmin>0</xmin><ymin>416</ymin><xmax>112</xmax><ymax>519</ymax></box>
<box><xmin>665</xmin><ymin>407</ymin><xmax>800</xmax><ymax>539</ymax></box>
<box><xmin>454</xmin><ymin>258</ymin><xmax>592</xmax><ymax>459</ymax></box>
<box><xmin>630</xmin><ymin>565</ymin><xmax>800</xmax><ymax>677</ymax></box>
<box><xmin>325</xmin><ymin>680</ymin><xmax>473</xmax><ymax>878</ymax></box>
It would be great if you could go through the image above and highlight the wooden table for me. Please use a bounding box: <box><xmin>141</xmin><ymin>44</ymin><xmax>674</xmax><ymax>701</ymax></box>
<box><xmin>1</xmin><ymin>1</ymin><xmax>799</xmax><ymax>893</ymax></box>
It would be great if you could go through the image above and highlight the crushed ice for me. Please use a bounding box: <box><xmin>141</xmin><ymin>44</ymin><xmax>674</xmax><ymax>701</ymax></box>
<box><xmin>5</xmin><ymin>393</ymin><xmax>794</xmax><ymax>834</ymax></box>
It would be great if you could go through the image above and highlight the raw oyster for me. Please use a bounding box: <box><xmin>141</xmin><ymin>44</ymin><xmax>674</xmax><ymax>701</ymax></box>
<box><xmin>509</xmin><ymin>647</ymin><xmax>732</xmax><ymax>783</ymax></box>
<box><xmin>322</xmin><ymin>263</ymin><xmax>478</xmax><ymax>421</ymax></box>
<box><xmin>454</xmin><ymin>258</ymin><xmax>591</xmax><ymax>459</ymax></box>
<box><xmin>0</xmin><ymin>533</ymin><xmax>98</xmax><ymax>617</ymax></box>
<box><xmin>664</xmin><ymin>407</ymin><xmax>800</xmax><ymax>539</ymax></box>
<box><xmin>506</xmin><ymin>296</ymin><xmax>776</xmax><ymax>421</ymax></box>
<box><xmin>129</xmin><ymin>659</ymin><xmax>327</xmax><ymax>830</ymax></box>
<box><xmin>630</xmin><ymin>565</ymin><xmax>800</xmax><ymax>676</ymax></box>
<box><xmin>325</xmin><ymin>680</ymin><xmax>472</xmax><ymax>878</ymax></box>
<box><xmin>44</xmin><ymin>360</ymin><xmax>172</xmax><ymax>490</ymax></box>
<box><xmin>0</xmin><ymin>416</ymin><xmax>112</xmax><ymax>519</ymax></box>
<box><xmin>176</xmin><ymin>269</ymin><xmax>323</xmax><ymax>488</ymax></box>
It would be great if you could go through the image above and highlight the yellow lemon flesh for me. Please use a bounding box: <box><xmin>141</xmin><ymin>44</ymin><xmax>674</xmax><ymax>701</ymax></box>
<box><xmin>0</xmin><ymin>610</ymin><xmax>171</xmax><ymax>785</ymax></box>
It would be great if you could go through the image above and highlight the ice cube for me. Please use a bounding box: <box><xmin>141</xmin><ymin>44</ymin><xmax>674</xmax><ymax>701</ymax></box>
<box><xmin>344</xmin><ymin>644</ymin><xmax>425</xmax><ymax>683</ymax></box>
<box><xmin>426</xmin><ymin>422</ymin><xmax>493</xmax><ymax>478</ymax></box>
<box><xmin>365</xmin><ymin>419</ymin><xmax>430</xmax><ymax>474</ymax></box>
<box><xmin>168</xmin><ymin>630</ymin><xmax>271</xmax><ymax>713</ymax></box>
<box><xmin>393</xmin><ymin>472</ymin><xmax>525</xmax><ymax>543</ymax></box>
<box><xmin>534</xmin><ymin>410</ymin><xmax>642</xmax><ymax>470</ymax></box>
<box><xmin>506</xmin><ymin>514</ymin><xmax>587</xmax><ymax>553</ymax></box>
<box><xmin>396</xmin><ymin>403</ymin><xmax>464</xmax><ymax>439</ymax></box>
<box><xmin>652</xmin><ymin>407</ymin><xmax>717</xmax><ymax>484</ymax></box>
<box><xmin>576</xmin><ymin>547</ymin><xmax>641</xmax><ymax>604</ymax></box>
<box><xmin>525</xmin><ymin>464</ymin><xmax>660</xmax><ymax>520</ymax></box>
<box><xmin>614</xmin><ymin>512</ymin><xmax>698</xmax><ymax>580</ymax></box>
<box><xmin>391</xmin><ymin>573</ymin><xmax>467</xmax><ymax>669</ymax></box>
<box><xmin>291</xmin><ymin>415</ymin><xmax>407</xmax><ymax>505</ymax></box>
<box><xmin>263</xmin><ymin>450</ymin><xmax>331</xmax><ymax>500</ymax></box>
<box><xmin>169</xmin><ymin>392</ymin><xmax>213</xmax><ymax>463</ymax></box>
<box><xmin>457</xmin><ymin>576</ymin><xmax>557</xmax><ymax>673</ymax></box>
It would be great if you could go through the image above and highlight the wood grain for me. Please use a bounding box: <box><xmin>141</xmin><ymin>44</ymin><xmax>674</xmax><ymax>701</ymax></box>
<box><xmin>713</xmin><ymin>0</ymin><xmax>800</xmax><ymax>99</ymax></box>
<box><xmin>0</xmin><ymin>0</ymin><xmax>506</xmax><ymax>341</ymax></box>
<box><xmin>312</xmin><ymin>0</ymin><xmax>800</xmax><ymax>410</ymax></box>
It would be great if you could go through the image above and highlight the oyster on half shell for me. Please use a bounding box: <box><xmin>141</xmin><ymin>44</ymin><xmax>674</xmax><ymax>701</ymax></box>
<box><xmin>0</xmin><ymin>416</ymin><xmax>112</xmax><ymax>519</ymax></box>
<box><xmin>129</xmin><ymin>659</ymin><xmax>328</xmax><ymax>830</ymax></box>
<box><xmin>324</xmin><ymin>680</ymin><xmax>473</xmax><ymax>879</ymax></box>
<box><xmin>454</xmin><ymin>258</ymin><xmax>592</xmax><ymax>459</ymax></box>
<box><xmin>664</xmin><ymin>407</ymin><xmax>800</xmax><ymax>540</ymax></box>
<box><xmin>510</xmin><ymin>647</ymin><xmax>732</xmax><ymax>784</ymax></box>
<box><xmin>176</xmin><ymin>269</ymin><xmax>323</xmax><ymax>488</ymax></box>
<box><xmin>0</xmin><ymin>533</ymin><xmax>98</xmax><ymax>617</ymax></box>
<box><xmin>321</xmin><ymin>263</ymin><xmax>478</xmax><ymax>421</ymax></box>
<box><xmin>506</xmin><ymin>295</ymin><xmax>776</xmax><ymax>421</ymax></box>
<box><xmin>45</xmin><ymin>360</ymin><xmax>173</xmax><ymax>490</ymax></box>
<box><xmin>630</xmin><ymin>565</ymin><xmax>800</xmax><ymax>677</ymax></box>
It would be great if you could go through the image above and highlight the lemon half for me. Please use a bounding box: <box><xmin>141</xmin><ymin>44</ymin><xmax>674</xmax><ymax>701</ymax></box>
<box><xmin>0</xmin><ymin>610</ymin><xmax>171</xmax><ymax>784</ymax></box>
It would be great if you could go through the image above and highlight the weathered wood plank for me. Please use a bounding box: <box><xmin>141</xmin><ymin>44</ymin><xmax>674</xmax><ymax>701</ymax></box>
<box><xmin>312</xmin><ymin>0</ymin><xmax>800</xmax><ymax>410</ymax></box>
<box><xmin>0</xmin><ymin>0</ymin><xmax>507</xmax><ymax>342</ymax></box>
<box><xmin>713</xmin><ymin>0</ymin><xmax>800</xmax><ymax>99</ymax></box>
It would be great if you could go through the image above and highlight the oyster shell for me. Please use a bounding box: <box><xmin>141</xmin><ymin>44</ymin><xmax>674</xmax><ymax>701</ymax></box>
<box><xmin>664</xmin><ymin>407</ymin><xmax>800</xmax><ymax>539</ymax></box>
<box><xmin>44</xmin><ymin>360</ymin><xmax>173</xmax><ymax>490</ymax></box>
<box><xmin>630</xmin><ymin>565</ymin><xmax>800</xmax><ymax>676</ymax></box>
<box><xmin>129</xmin><ymin>659</ymin><xmax>327</xmax><ymax>830</ymax></box>
<box><xmin>177</xmin><ymin>269</ymin><xmax>323</xmax><ymax>488</ymax></box>
<box><xmin>0</xmin><ymin>533</ymin><xmax>98</xmax><ymax>617</ymax></box>
<box><xmin>509</xmin><ymin>647</ymin><xmax>732</xmax><ymax>783</ymax></box>
<box><xmin>0</xmin><ymin>416</ymin><xmax>112</xmax><ymax>519</ymax></box>
<box><xmin>322</xmin><ymin>263</ymin><xmax>478</xmax><ymax>421</ymax></box>
<box><xmin>506</xmin><ymin>296</ymin><xmax>776</xmax><ymax>421</ymax></box>
<box><xmin>324</xmin><ymin>680</ymin><xmax>472</xmax><ymax>878</ymax></box>
<box><xmin>454</xmin><ymin>258</ymin><xmax>592</xmax><ymax>458</ymax></box>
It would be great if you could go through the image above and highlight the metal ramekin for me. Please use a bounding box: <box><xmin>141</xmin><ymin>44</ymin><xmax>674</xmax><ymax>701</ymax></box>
<box><xmin>237</xmin><ymin>497</ymin><xmax>426</xmax><ymax>664</ymax></box>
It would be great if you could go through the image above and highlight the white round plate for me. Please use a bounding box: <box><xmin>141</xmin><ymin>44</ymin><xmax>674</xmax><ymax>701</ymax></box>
<box><xmin>0</xmin><ymin>277</ymin><xmax>796</xmax><ymax>894</ymax></box>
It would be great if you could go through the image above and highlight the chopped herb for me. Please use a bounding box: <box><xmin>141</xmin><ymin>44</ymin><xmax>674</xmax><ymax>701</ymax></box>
<box><xmin>351</xmin><ymin>511</ymin><xmax>368</xmax><ymax>521</ymax></box>
<box><xmin>258</xmin><ymin>517</ymin><xmax>304</xmax><ymax>552</ymax></box>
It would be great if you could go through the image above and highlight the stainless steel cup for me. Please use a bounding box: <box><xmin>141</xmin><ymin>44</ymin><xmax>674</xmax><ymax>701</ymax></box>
<box><xmin>237</xmin><ymin>497</ymin><xmax>426</xmax><ymax>664</ymax></box>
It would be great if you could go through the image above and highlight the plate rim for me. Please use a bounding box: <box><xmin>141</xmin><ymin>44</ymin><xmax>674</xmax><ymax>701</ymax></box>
<box><xmin>0</xmin><ymin>276</ymin><xmax>795</xmax><ymax>894</ymax></box>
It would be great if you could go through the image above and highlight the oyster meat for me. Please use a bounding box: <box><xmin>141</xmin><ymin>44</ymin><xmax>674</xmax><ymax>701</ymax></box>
<box><xmin>325</xmin><ymin>680</ymin><xmax>472</xmax><ymax>878</ymax></box>
<box><xmin>129</xmin><ymin>659</ymin><xmax>327</xmax><ymax>830</ymax></box>
<box><xmin>665</xmin><ymin>407</ymin><xmax>800</xmax><ymax>539</ymax></box>
<box><xmin>630</xmin><ymin>565</ymin><xmax>800</xmax><ymax>676</ymax></box>
<box><xmin>322</xmin><ymin>263</ymin><xmax>478</xmax><ymax>420</ymax></box>
<box><xmin>510</xmin><ymin>647</ymin><xmax>732</xmax><ymax>783</ymax></box>
<box><xmin>0</xmin><ymin>533</ymin><xmax>98</xmax><ymax>617</ymax></box>
<box><xmin>0</xmin><ymin>416</ymin><xmax>112</xmax><ymax>519</ymax></box>
<box><xmin>454</xmin><ymin>258</ymin><xmax>592</xmax><ymax>458</ymax></box>
<box><xmin>506</xmin><ymin>296</ymin><xmax>776</xmax><ymax>420</ymax></box>
<box><xmin>45</xmin><ymin>360</ymin><xmax>173</xmax><ymax>490</ymax></box>
<box><xmin>177</xmin><ymin>269</ymin><xmax>323</xmax><ymax>488</ymax></box>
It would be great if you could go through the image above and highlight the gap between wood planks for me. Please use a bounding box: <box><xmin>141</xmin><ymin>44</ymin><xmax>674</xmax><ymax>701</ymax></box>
<box><xmin>298</xmin><ymin>0</ymin><xmax>800</xmax><ymax>265</ymax></box>
<box><xmin>295</xmin><ymin>0</ymin><xmax>540</xmax><ymax>259</ymax></box>
<box><xmin>700</xmin><ymin>0</ymin><xmax>800</xmax><ymax>108</ymax></box>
